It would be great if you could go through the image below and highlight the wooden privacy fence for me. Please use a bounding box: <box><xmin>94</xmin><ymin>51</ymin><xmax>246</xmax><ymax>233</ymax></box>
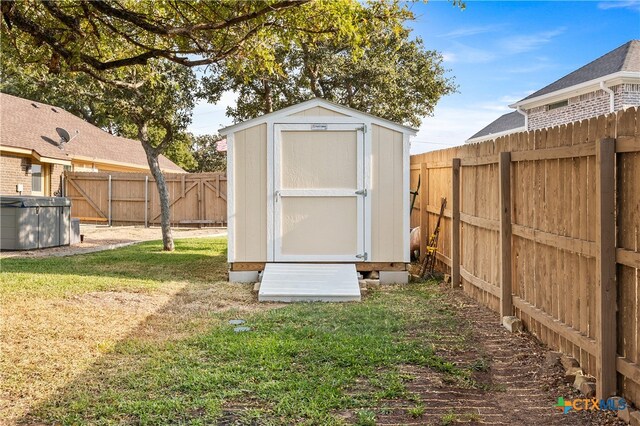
<box><xmin>64</xmin><ymin>172</ymin><xmax>227</xmax><ymax>226</ymax></box>
<box><xmin>410</xmin><ymin>107</ymin><xmax>639</xmax><ymax>406</ymax></box>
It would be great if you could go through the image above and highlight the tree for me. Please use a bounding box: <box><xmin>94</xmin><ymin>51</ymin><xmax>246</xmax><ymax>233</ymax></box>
<box><xmin>206</xmin><ymin>2</ymin><xmax>456</xmax><ymax>127</ymax></box>
<box><xmin>2</xmin><ymin>0</ymin><xmax>390</xmax><ymax>250</ymax></box>
<box><xmin>189</xmin><ymin>134</ymin><xmax>227</xmax><ymax>173</ymax></box>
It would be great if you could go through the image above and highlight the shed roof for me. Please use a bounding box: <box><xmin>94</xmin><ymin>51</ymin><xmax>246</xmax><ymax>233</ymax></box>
<box><xmin>219</xmin><ymin>98</ymin><xmax>418</xmax><ymax>136</ymax></box>
<box><xmin>0</xmin><ymin>93</ymin><xmax>184</xmax><ymax>172</ymax></box>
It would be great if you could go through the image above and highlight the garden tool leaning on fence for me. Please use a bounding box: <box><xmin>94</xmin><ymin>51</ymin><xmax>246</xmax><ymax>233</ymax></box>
<box><xmin>410</xmin><ymin>175</ymin><xmax>421</xmax><ymax>214</ymax></box>
<box><xmin>419</xmin><ymin>197</ymin><xmax>447</xmax><ymax>278</ymax></box>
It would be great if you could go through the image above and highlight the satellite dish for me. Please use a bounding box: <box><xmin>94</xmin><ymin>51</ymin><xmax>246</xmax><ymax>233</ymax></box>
<box><xmin>56</xmin><ymin>127</ymin><xmax>71</xmax><ymax>142</ymax></box>
<box><xmin>55</xmin><ymin>127</ymin><xmax>79</xmax><ymax>149</ymax></box>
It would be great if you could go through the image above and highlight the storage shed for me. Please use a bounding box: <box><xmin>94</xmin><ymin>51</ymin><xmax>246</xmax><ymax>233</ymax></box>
<box><xmin>221</xmin><ymin>99</ymin><xmax>416</xmax><ymax>290</ymax></box>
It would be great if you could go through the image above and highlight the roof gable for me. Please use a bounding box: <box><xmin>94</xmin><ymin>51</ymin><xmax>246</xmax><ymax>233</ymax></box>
<box><xmin>519</xmin><ymin>40</ymin><xmax>640</xmax><ymax>103</ymax></box>
<box><xmin>467</xmin><ymin>111</ymin><xmax>525</xmax><ymax>143</ymax></box>
<box><xmin>219</xmin><ymin>98</ymin><xmax>418</xmax><ymax>135</ymax></box>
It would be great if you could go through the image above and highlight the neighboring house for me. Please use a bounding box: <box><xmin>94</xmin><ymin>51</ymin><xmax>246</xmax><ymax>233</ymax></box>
<box><xmin>0</xmin><ymin>93</ymin><xmax>184</xmax><ymax>197</ymax></box>
<box><xmin>467</xmin><ymin>40</ymin><xmax>640</xmax><ymax>143</ymax></box>
<box><xmin>215</xmin><ymin>138</ymin><xmax>227</xmax><ymax>153</ymax></box>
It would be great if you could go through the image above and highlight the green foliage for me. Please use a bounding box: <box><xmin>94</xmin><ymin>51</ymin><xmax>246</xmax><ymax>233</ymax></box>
<box><xmin>203</xmin><ymin>2</ymin><xmax>456</xmax><ymax>127</ymax></box>
<box><xmin>1</xmin><ymin>1</ymin><xmax>391</xmax><ymax>77</ymax></box>
<box><xmin>188</xmin><ymin>134</ymin><xmax>227</xmax><ymax>173</ymax></box>
<box><xmin>162</xmin><ymin>133</ymin><xmax>198</xmax><ymax>171</ymax></box>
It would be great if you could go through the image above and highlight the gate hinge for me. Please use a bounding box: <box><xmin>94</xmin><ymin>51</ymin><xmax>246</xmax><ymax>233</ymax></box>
<box><xmin>355</xmin><ymin>189</ymin><xmax>367</xmax><ymax>197</ymax></box>
<box><xmin>355</xmin><ymin>252</ymin><xmax>368</xmax><ymax>261</ymax></box>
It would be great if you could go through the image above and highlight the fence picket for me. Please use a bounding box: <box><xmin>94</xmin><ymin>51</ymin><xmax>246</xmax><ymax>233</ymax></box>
<box><xmin>409</xmin><ymin>107</ymin><xmax>640</xmax><ymax>407</ymax></box>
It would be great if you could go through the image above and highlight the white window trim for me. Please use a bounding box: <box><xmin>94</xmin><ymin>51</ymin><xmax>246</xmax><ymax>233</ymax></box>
<box><xmin>31</xmin><ymin>163</ymin><xmax>45</xmax><ymax>196</ymax></box>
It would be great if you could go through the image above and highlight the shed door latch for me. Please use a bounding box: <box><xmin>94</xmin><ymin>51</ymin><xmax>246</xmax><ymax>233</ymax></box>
<box><xmin>355</xmin><ymin>253</ymin><xmax>368</xmax><ymax>261</ymax></box>
<box><xmin>355</xmin><ymin>189</ymin><xmax>367</xmax><ymax>197</ymax></box>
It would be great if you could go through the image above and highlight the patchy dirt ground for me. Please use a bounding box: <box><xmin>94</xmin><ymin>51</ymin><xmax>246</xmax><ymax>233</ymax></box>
<box><xmin>345</xmin><ymin>283</ymin><xmax>625</xmax><ymax>426</ymax></box>
<box><xmin>1</xmin><ymin>282</ymin><xmax>274</xmax><ymax>425</ymax></box>
<box><xmin>0</xmin><ymin>225</ymin><xmax>226</xmax><ymax>259</ymax></box>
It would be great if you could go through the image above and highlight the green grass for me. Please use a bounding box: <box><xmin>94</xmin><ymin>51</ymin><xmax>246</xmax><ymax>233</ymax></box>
<box><xmin>33</xmin><ymin>284</ymin><xmax>470</xmax><ymax>425</ymax></box>
<box><xmin>0</xmin><ymin>237</ymin><xmax>228</xmax><ymax>299</ymax></box>
<box><xmin>3</xmin><ymin>237</ymin><xmax>475</xmax><ymax>425</ymax></box>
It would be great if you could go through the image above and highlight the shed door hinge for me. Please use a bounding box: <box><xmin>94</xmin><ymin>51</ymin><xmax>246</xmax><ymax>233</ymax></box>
<box><xmin>358</xmin><ymin>125</ymin><xmax>367</xmax><ymax>133</ymax></box>
<box><xmin>355</xmin><ymin>252</ymin><xmax>368</xmax><ymax>261</ymax></box>
<box><xmin>355</xmin><ymin>189</ymin><xmax>367</xmax><ymax>197</ymax></box>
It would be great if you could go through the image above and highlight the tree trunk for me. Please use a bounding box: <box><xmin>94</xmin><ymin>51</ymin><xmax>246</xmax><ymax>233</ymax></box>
<box><xmin>301</xmin><ymin>44</ymin><xmax>323</xmax><ymax>98</ymax></box>
<box><xmin>262</xmin><ymin>79</ymin><xmax>273</xmax><ymax>113</ymax></box>
<box><xmin>139</xmin><ymin>123</ymin><xmax>174</xmax><ymax>251</ymax></box>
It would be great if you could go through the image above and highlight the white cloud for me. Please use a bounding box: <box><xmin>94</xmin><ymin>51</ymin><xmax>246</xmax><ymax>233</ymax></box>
<box><xmin>442</xmin><ymin>52</ymin><xmax>457</xmax><ymax>63</ymax></box>
<box><xmin>412</xmin><ymin>102</ymin><xmax>516</xmax><ymax>154</ymax></box>
<box><xmin>188</xmin><ymin>90</ymin><xmax>237</xmax><ymax>135</ymax></box>
<box><xmin>598</xmin><ymin>0</ymin><xmax>640</xmax><ymax>11</ymax></box>
<box><xmin>499</xmin><ymin>28</ymin><xmax>566</xmax><ymax>54</ymax></box>
<box><xmin>505</xmin><ymin>57</ymin><xmax>556</xmax><ymax>73</ymax></box>
<box><xmin>442</xmin><ymin>42</ymin><xmax>496</xmax><ymax>64</ymax></box>
<box><xmin>440</xmin><ymin>24</ymin><xmax>506</xmax><ymax>38</ymax></box>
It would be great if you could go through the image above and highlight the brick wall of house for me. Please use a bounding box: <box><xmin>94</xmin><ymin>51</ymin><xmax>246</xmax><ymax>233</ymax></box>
<box><xmin>1</xmin><ymin>154</ymin><xmax>68</xmax><ymax>196</ymax></box>
<box><xmin>526</xmin><ymin>84</ymin><xmax>640</xmax><ymax>131</ymax></box>
<box><xmin>1</xmin><ymin>154</ymin><xmax>33</xmax><ymax>195</ymax></box>
<box><xmin>615</xmin><ymin>83</ymin><xmax>640</xmax><ymax>109</ymax></box>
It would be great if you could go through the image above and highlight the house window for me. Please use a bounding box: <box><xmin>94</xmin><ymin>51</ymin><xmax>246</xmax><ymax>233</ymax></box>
<box><xmin>31</xmin><ymin>164</ymin><xmax>43</xmax><ymax>194</ymax></box>
<box><xmin>547</xmin><ymin>100</ymin><xmax>568</xmax><ymax>111</ymax></box>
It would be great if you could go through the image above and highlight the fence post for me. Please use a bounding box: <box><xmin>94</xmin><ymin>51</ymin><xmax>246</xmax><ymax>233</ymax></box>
<box><xmin>144</xmin><ymin>175</ymin><xmax>149</xmax><ymax>228</ymax></box>
<box><xmin>451</xmin><ymin>158</ymin><xmax>461</xmax><ymax>288</ymax></box>
<box><xmin>499</xmin><ymin>152</ymin><xmax>513</xmax><ymax>321</ymax></box>
<box><xmin>595</xmin><ymin>137</ymin><xmax>617</xmax><ymax>400</ymax></box>
<box><xmin>108</xmin><ymin>174</ymin><xmax>112</xmax><ymax>227</ymax></box>
<box><xmin>419</xmin><ymin>162</ymin><xmax>428</xmax><ymax>263</ymax></box>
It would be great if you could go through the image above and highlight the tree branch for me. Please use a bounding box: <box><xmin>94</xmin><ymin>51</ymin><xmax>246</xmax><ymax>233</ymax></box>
<box><xmin>88</xmin><ymin>0</ymin><xmax>308</xmax><ymax>35</ymax></box>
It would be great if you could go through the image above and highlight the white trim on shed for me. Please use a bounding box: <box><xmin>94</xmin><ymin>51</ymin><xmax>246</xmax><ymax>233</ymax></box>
<box><xmin>224</xmin><ymin>99</ymin><xmax>416</xmax><ymax>268</ymax></box>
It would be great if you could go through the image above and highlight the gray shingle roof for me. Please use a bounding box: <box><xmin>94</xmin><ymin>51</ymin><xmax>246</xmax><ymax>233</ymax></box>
<box><xmin>468</xmin><ymin>111</ymin><xmax>525</xmax><ymax>141</ymax></box>
<box><xmin>520</xmin><ymin>40</ymin><xmax>640</xmax><ymax>102</ymax></box>
<box><xmin>0</xmin><ymin>93</ymin><xmax>184</xmax><ymax>172</ymax></box>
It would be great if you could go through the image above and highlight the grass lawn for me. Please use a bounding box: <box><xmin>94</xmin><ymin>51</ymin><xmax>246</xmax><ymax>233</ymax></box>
<box><xmin>1</xmin><ymin>237</ymin><xmax>479</xmax><ymax>425</ymax></box>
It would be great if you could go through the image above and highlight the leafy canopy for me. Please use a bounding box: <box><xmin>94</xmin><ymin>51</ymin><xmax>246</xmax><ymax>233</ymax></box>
<box><xmin>202</xmin><ymin>2</ymin><xmax>456</xmax><ymax>128</ymax></box>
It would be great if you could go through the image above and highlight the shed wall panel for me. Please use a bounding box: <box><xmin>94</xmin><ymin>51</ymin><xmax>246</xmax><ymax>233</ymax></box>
<box><xmin>233</xmin><ymin>124</ymin><xmax>267</xmax><ymax>261</ymax></box>
<box><xmin>371</xmin><ymin>124</ymin><xmax>404</xmax><ymax>261</ymax></box>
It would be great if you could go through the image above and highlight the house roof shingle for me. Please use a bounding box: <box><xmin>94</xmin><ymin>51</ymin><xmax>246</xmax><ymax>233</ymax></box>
<box><xmin>0</xmin><ymin>93</ymin><xmax>184</xmax><ymax>172</ymax></box>
<box><xmin>467</xmin><ymin>111</ymin><xmax>525</xmax><ymax>142</ymax></box>
<box><xmin>519</xmin><ymin>40</ymin><xmax>640</xmax><ymax>102</ymax></box>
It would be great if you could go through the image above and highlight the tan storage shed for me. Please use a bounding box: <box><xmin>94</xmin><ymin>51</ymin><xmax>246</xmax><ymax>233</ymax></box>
<box><xmin>221</xmin><ymin>99</ymin><xmax>416</xmax><ymax>284</ymax></box>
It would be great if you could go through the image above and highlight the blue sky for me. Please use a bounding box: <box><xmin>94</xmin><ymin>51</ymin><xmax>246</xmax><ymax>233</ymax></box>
<box><xmin>187</xmin><ymin>0</ymin><xmax>640</xmax><ymax>154</ymax></box>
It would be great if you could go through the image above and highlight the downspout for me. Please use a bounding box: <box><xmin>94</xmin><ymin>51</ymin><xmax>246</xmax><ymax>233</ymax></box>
<box><xmin>600</xmin><ymin>81</ymin><xmax>615</xmax><ymax>113</ymax></box>
<box><xmin>516</xmin><ymin>106</ymin><xmax>528</xmax><ymax>130</ymax></box>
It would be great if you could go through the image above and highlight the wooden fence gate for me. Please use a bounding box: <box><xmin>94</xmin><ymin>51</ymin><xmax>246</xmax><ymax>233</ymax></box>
<box><xmin>64</xmin><ymin>172</ymin><xmax>227</xmax><ymax>226</ymax></box>
<box><xmin>410</xmin><ymin>107</ymin><xmax>639</xmax><ymax>407</ymax></box>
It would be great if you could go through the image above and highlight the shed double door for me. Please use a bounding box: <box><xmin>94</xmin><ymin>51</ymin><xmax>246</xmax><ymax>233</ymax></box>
<box><xmin>274</xmin><ymin>123</ymin><xmax>365</xmax><ymax>262</ymax></box>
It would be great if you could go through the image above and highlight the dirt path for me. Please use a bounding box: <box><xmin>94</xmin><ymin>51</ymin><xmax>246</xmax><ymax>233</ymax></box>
<box><xmin>0</xmin><ymin>225</ymin><xmax>226</xmax><ymax>259</ymax></box>
<box><xmin>369</xmin><ymin>284</ymin><xmax>624</xmax><ymax>426</ymax></box>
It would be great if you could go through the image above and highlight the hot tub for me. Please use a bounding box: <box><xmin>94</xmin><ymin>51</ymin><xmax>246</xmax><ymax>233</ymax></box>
<box><xmin>0</xmin><ymin>196</ymin><xmax>71</xmax><ymax>250</ymax></box>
